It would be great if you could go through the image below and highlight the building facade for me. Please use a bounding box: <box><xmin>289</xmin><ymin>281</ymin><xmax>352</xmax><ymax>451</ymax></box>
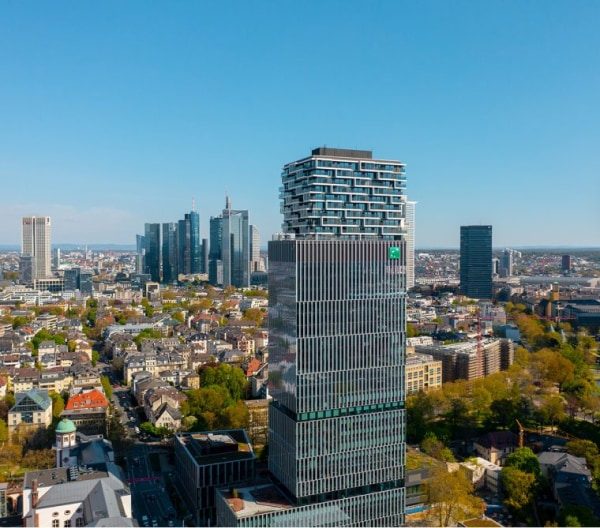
<box><xmin>217</xmin><ymin>148</ymin><xmax>408</xmax><ymax>527</ymax></box>
<box><xmin>162</xmin><ymin>222</ymin><xmax>179</xmax><ymax>283</ymax></box>
<box><xmin>222</xmin><ymin>197</ymin><xmax>250</xmax><ymax>288</ymax></box>
<box><xmin>405</xmin><ymin>201</ymin><xmax>416</xmax><ymax>290</ymax></box>
<box><xmin>21</xmin><ymin>216</ymin><xmax>51</xmax><ymax>279</ymax></box>
<box><xmin>144</xmin><ymin>223</ymin><xmax>161</xmax><ymax>282</ymax></box>
<box><xmin>209</xmin><ymin>216</ymin><xmax>223</xmax><ymax>285</ymax></box>
<box><xmin>460</xmin><ymin>225</ymin><xmax>493</xmax><ymax>299</ymax></box>
<box><xmin>175</xmin><ymin>431</ymin><xmax>256</xmax><ymax>526</ymax></box>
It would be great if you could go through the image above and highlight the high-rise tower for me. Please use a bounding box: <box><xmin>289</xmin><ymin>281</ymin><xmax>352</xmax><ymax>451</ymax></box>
<box><xmin>144</xmin><ymin>223</ymin><xmax>161</xmax><ymax>283</ymax></box>
<box><xmin>460</xmin><ymin>225</ymin><xmax>493</xmax><ymax>299</ymax></box>
<box><xmin>21</xmin><ymin>216</ymin><xmax>51</xmax><ymax>279</ymax></box>
<box><xmin>162</xmin><ymin>222</ymin><xmax>179</xmax><ymax>283</ymax></box>
<box><xmin>405</xmin><ymin>201</ymin><xmax>416</xmax><ymax>289</ymax></box>
<box><xmin>216</xmin><ymin>148</ymin><xmax>407</xmax><ymax>527</ymax></box>
<box><xmin>221</xmin><ymin>197</ymin><xmax>250</xmax><ymax>288</ymax></box>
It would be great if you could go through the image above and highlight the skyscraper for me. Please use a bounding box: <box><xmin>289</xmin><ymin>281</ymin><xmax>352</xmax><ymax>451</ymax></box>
<box><xmin>135</xmin><ymin>234</ymin><xmax>145</xmax><ymax>274</ymax></box>
<box><xmin>500</xmin><ymin>248</ymin><xmax>514</xmax><ymax>278</ymax></box>
<box><xmin>221</xmin><ymin>197</ymin><xmax>250</xmax><ymax>288</ymax></box>
<box><xmin>162</xmin><ymin>222</ymin><xmax>179</xmax><ymax>284</ymax></box>
<box><xmin>189</xmin><ymin>210</ymin><xmax>201</xmax><ymax>274</ymax></box>
<box><xmin>208</xmin><ymin>216</ymin><xmax>223</xmax><ymax>285</ymax></box>
<box><xmin>144</xmin><ymin>223</ymin><xmax>161</xmax><ymax>283</ymax></box>
<box><xmin>216</xmin><ymin>148</ymin><xmax>407</xmax><ymax>526</ymax></box>
<box><xmin>562</xmin><ymin>254</ymin><xmax>572</xmax><ymax>273</ymax></box>
<box><xmin>249</xmin><ymin>224</ymin><xmax>261</xmax><ymax>272</ymax></box>
<box><xmin>200</xmin><ymin>238</ymin><xmax>209</xmax><ymax>275</ymax></box>
<box><xmin>405</xmin><ymin>201</ymin><xmax>416</xmax><ymax>289</ymax></box>
<box><xmin>21</xmin><ymin>216</ymin><xmax>51</xmax><ymax>279</ymax></box>
<box><xmin>460</xmin><ymin>225</ymin><xmax>493</xmax><ymax>299</ymax></box>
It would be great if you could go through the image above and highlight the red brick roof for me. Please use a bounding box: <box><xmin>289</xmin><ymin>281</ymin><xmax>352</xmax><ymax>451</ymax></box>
<box><xmin>65</xmin><ymin>389</ymin><xmax>109</xmax><ymax>410</ymax></box>
<box><xmin>245</xmin><ymin>358</ymin><xmax>262</xmax><ymax>377</ymax></box>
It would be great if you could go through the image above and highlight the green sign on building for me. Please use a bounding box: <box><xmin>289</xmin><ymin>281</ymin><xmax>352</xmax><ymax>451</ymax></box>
<box><xmin>388</xmin><ymin>246</ymin><xmax>401</xmax><ymax>260</ymax></box>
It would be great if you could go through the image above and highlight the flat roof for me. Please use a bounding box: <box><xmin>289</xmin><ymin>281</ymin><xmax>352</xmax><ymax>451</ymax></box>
<box><xmin>176</xmin><ymin>431</ymin><xmax>254</xmax><ymax>466</ymax></box>
<box><xmin>220</xmin><ymin>483</ymin><xmax>292</xmax><ymax>518</ymax></box>
<box><xmin>311</xmin><ymin>147</ymin><xmax>372</xmax><ymax>159</ymax></box>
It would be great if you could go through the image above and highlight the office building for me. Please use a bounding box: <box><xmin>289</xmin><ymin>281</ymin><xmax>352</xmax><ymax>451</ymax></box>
<box><xmin>162</xmin><ymin>222</ymin><xmax>179</xmax><ymax>283</ymax></box>
<box><xmin>250</xmin><ymin>224</ymin><xmax>261</xmax><ymax>272</ymax></box>
<box><xmin>405</xmin><ymin>201</ymin><xmax>416</xmax><ymax>289</ymax></box>
<box><xmin>189</xmin><ymin>210</ymin><xmax>202</xmax><ymax>274</ymax></box>
<box><xmin>19</xmin><ymin>255</ymin><xmax>35</xmax><ymax>285</ymax></box>
<box><xmin>63</xmin><ymin>267</ymin><xmax>80</xmax><ymax>291</ymax></box>
<box><xmin>562</xmin><ymin>254</ymin><xmax>573</xmax><ymax>272</ymax></box>
<box><xmin>175</xmin><ymin>431</ymin><xmax>256</xmax><ymax>526</ymax></box>
<box><xmin>79</xmin><ymin>269</ymin><xmax>93</xmax><ymax>296</ymax></box>
<box><xmin>201</xmin><ymin>238</ymin><xmax>209</xmax><ymax>275</ymax></box>
<box><xmin>499</xmin><ymin>249</ymin><xmax>514</xmax><ymax>278</ymax></box>
<box><xmin>52</xmin><ymin>247</ymin><xmax>61</xmax><ymax>270</ymax></box>
<box><xmin>144</xmin><ymin>223</ymin><xmax>161</xmax><ymax>282</ymax></box>
<box><xmin>209</xmin><ymin>216</ymin><xmax>223</xmax><ymax>285</ymax></box>
<box><xmin>405</xmin><ymin>353</ymin><xmax>442</xmax><ymax>395</ymax></box>
<box><xmin>21</xmin><ymin>216</ymin><xmax>51</xmax><ymax>279</ymax></box>
<box><xmin>217</xmin><ymin>147</ymin><xmax>407</xmax><ymax>526</ymax></box>
<box><xmin>460</xmin><ymin>225</ymin><xmax>493</xmax><ymax>299</ymax></box>
<box><xmin>136</xmin><ymin>234</ymin><xmax>145</xmax><ymax>273</ymax></box>
<box><xmin>222</xmin><ymin>197</ymin><xmax>250</xmax><ymax>288</ymax></box>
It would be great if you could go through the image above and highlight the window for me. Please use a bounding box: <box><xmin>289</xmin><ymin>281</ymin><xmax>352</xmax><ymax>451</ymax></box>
<box><xmin>76</xmin><ymin>519</ymin><xmax>84</xmax><ymax>527</ymax></box>
<box><xmin>64</xmin><ymin>511</ymin><xmax>71</xmax><ymax>516</ymax></box>
<box><xmin>52</xmin><ymin>521</ymin><xmax>59</xmax><ymax>528</ymax></box>
<box><xmin>64</xmin><ymin>521</ymin><xmax>71</xmax><ymax>528</ymax></box>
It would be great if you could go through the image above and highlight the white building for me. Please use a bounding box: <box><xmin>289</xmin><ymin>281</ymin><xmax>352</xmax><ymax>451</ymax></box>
<box><xmin>22</xmin><ymin>418</ymin><xmax>134</xmax><ymax>527</ymax></box>
<box><xmin>22</xmin><ymin>216</ymin><xmax>52</xmax><ymax>279</ymax></box>
<box><xmin>405</xmin><ymin>201</ymin><xmax>416</xmax><ymax>290</ymax></box>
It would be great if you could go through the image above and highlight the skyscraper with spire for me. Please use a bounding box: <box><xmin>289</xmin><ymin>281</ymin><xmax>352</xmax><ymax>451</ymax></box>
<box><xmin>221</xmin><ymin>196</ymin><xmax>250</xmax><ymax>288</ymax></box>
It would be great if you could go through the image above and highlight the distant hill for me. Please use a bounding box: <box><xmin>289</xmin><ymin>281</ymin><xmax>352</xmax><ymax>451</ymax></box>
<box><xmin>0</xmin><ymin>244</ymin><xmax>136</xmax><ymax>251</ymax></box>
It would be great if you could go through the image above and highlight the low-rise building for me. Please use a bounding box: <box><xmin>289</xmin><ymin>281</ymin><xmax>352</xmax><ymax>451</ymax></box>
<box><xmin>8</xmin><ymin>389</ymin><xmax>52</xmax><ymax>437</ymax></box>
<box><xmin>174</xmin><ymin>430</ymin><xmax>256</xmax><ymax>526</ymax></box>
<box><xmin>405</xmin><ymin>353</ymin><xmax>442</xmax><ymax>395</ymax></box>
<box><xmin>474</xmin><ymin>431</ymin><xmax>518</xmax><ymax>466</ymax></box>
<box><xmin>61</xmin><ymin>388</ymin><xmax>109</xmax><ymax>435</ymax></box>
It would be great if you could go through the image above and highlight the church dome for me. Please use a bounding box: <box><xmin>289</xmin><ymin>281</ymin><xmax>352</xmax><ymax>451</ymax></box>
<box><xmin>55</xmin><ymin>418</ymin><xmax>76</xmax><ymax>434</ymax></box>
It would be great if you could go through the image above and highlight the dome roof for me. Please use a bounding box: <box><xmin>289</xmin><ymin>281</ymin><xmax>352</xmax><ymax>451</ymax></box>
<box><xmin>55</xmin><ymin>418</ymin><xmax>76</xmax><ymax>434</ymax></box>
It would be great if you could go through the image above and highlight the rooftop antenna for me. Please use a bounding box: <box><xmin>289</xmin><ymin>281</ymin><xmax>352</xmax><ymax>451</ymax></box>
<box><xmin>225</xmin><ymin>194</ymin><xmax>231</xmax><ymax>210</ymax></box>
<box><xmin>192</xmin><ymin>197</ymin><xmax>196</xmax><ymax>212</ymax></box>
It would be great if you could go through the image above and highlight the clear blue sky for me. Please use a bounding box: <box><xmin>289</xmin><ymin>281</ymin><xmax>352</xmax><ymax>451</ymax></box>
<box><xmin>1</xmin><ymin>1</ymin><xmax>599</xmax><ymax>247</ymax></box>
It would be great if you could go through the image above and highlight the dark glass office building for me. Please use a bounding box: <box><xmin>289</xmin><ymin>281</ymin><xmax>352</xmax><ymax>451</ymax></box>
<box><xmin>209</xmin><ymin>216</ymin><xmax>223</xmax><ymax>286</ymax></box>
<box><xmin>162</xmin><ymin>222</ymin><xmax>179</xmax><ymax>284</ymax></box>
<box><xmin>144</xmin><ymin>223</ymin><xmax>161</xmax><ymax>282</ymax></box>
<box><xmin>460</xmin><ymin>225</ymin><xmax>493</xmax><ymax>299</ymax></box>
<box><xmin>189</xmin><ymin>211</ymin><xmax>201</xmax><ymax>274</ymax></box>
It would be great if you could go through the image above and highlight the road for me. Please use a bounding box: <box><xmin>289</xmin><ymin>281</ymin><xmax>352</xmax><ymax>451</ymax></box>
<box><xmin>126</xmin><ymin>443</ymin><xmax>179</xmax><ymax>527</ymax></box>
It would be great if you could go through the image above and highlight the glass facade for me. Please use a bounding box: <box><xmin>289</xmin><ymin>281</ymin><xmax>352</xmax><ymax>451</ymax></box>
<box><xmin>222</xmin><ymin>205</ymin><xmax>250</xmax><ymax>288</ymax></box>
<box><xmin>209</xmin><ymin>216</ymin><xmax>223</xmax><ymax>285</ymax></box>
<box><xmin>189</xmin><ymin>211</ymin><xmax>202</xmax><ymax>274</ymax></box>
<box><xmin>144</xmin><ymin>223</ymin><xmax>161</xmax><ymax>282</ymax></box>
<box><xmin>162</xmin><ymin>222</ymin><xmax>179</xmax><ymax>284</ymax></box>
<box><xmin>460</xmin><ymin>225</ymin><xmax>493</xmax><ymax>299</ymax></box>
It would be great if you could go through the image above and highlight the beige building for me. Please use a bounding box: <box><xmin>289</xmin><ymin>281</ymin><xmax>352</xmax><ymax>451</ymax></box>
<box><xmin>405</xmin><ymin>353</ymin><xmax>442</xmax><ymax>395</ymax></box>
<box><xmin>8</xmin><ymin>389</ymin><xmax>53</xmax><ymax>437</ymax></box>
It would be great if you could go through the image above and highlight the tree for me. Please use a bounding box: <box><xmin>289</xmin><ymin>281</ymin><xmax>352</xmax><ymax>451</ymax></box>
<box><xmin>505</xmin><ymin>447</ymin><xmax>541</xmax><ymax>476</ymax></box>
<box><xmin>199</xmin><ymin>363</ymin><xmax>248</xmax><ymax>401</ymax></box>
<box><xmin>501</xmin><ymin>466</ymin><xmax>536</xmax><ymax>513</ymax></box>
<box><xmin>420</xmin><ymin>433</ymin><xmax>455</xmax><ymax>462</ymax></box>
<box><xmin>49</xmin><ymin>392</ymin><xmax>65</xmax><ymax>419</ymax></box>
<box><xmin>425</xmin><ymin>466</ymin><xmax>484</xmax><ymax>527</ymax></box>
<box><xmin>101</xmin><ymin>376</ymin><xmax>113</xmax><ymax>400</ymax></box>
<box><xmin>567</xmin><ymin>439</ymin><xmax>599</xmax><ymax>461</ymax></box>
<box><xmin>221</xmin><ymin>401</ymin><xmax>249</xmax><ymax>429</ymax></box>
<box><xmin>242</xmin><ymin>308</ymin><xmax>265</xmax><ymax>326</ymax></box>
<box><xmin>0</xmin><ymin>418</ymin><xmax>8</xmax><ymax>442</ymax></box>
<box><xmin>559</xmin><ymin>505</ymin><xmax>600</xmax><ymax>527</ymax></box>
<box><xmin>91</xmin><ymin>350</ymin><xmax>100</xmax><ymax>366</ymax></box>
<box><xmin>539</xmin><ymin>395</ymin><xmax>566</xmax><ymax>427</ymax></box>
<box><xmin>134</xmin><ymin>328</ymin><xmax>162</xmax><ymax>349</ymax></box>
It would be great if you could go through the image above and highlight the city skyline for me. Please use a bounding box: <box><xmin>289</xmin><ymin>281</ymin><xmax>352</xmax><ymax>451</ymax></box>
<box><xmin>1</xmin><ymin>2</ymin><xmax>599</xmax><ymax>247</ymax></box>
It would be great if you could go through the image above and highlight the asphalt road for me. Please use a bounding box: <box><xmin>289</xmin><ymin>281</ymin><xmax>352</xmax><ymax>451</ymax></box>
<box><xmin>127</xmin><ymin>443</ymin><xmax>179</xmax><ymax>527</ymax></box>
